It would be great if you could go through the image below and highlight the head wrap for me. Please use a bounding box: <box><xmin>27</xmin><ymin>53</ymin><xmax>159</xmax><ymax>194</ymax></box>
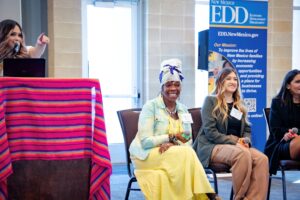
<box><xmin>159</xmin><ymin>58</ymin><xmax>184</xmax><ymax>86</ymax></box>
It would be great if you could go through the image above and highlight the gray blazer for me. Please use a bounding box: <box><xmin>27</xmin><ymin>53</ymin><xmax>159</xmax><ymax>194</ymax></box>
<box><xmin>193</xmin><ymin>96</ymin><xmax>251</xmax><ymax>167</ymax></box>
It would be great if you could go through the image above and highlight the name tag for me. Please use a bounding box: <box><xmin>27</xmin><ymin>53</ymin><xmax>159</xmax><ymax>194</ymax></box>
<box><xmin>181</xmin><ymin>113</ymin><xmax>193</xmax><ymax>123</ymax></box>
<box><xmin>230</xmin><ymin>107</ymin><xmax>242</xmax><ymax>120</ymax></box>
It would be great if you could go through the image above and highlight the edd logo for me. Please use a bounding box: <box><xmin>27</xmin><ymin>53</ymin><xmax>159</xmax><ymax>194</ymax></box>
<box><xmin>211</xmin><ymin>6</ymin><xmax>248</xmax><ymax>24</ymax></box>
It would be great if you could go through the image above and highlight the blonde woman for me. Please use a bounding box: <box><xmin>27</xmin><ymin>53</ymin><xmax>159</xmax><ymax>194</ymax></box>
<box><xmin>193</xmin><ymin>67</ymin><xmax>269</xmax><ymax>200</ymax></box>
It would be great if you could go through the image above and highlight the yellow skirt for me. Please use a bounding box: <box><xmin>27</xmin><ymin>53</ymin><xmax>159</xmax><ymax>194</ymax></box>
<box><xmin>132</xmin><ymin>146</ymin><xmax>214</xmax><ymax>200</ymax></box>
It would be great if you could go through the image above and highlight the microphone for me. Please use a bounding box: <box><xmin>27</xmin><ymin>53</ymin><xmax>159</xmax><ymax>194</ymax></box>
<box><xmin>280</xmin><ymin>128</ymin><xmax>299</xmax><ymax>143</ymax></box>
<box><xmin>238</xmin><ymin>137</ymin><xmax>251</xmax><ymax>147</ymax></box>
<box><xmin>243</xmin><ymin>137</ymin><xmax>251</xmax><ymax>144</ymax></box>
<box><xmin>13</xmin><ymin>42</ymin><xmax>20</xmax><ymax>54</ymax></box>
<box><xmin>291</xmin><ymin>127</ymin><xmax>298</xmax><ymax>135</ymax></box>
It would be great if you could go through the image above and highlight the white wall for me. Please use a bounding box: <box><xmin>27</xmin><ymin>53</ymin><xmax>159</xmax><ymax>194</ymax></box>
<box><xmin>0</xmin><ymin>0</ymin><xmax>22</xmax><ymax>23</ymax></box>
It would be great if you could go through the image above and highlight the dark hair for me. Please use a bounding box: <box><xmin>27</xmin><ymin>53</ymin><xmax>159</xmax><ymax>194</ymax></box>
<box><xmin>0</xmin><ymin>19</ymin><xmax>29</xmax><ymax>58</ymax></box>
<box><xmin>276</xmin><ymin>69</ymin><xmax>300</xmax><ymax>105</ymax></box>
<box><xmin>0</xmin><ymin>19</ymin><xmax>23</xmax><ymax>43</ymax></box>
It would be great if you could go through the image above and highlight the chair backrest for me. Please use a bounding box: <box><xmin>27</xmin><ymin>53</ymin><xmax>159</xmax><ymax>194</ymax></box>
<box><xmin>263</xmin><ymin>107</ymin><xmax>271</xmax><ymax>131</ymax></box>
<box><xmin>117</xmin><ymin>108</ymin><xmax>142</xmax><ymax>177</ymax></box>
<box><xmin>188</xmin><ymin>107</ymin><xmax>202</xmax><ymax>141</ymax></box>
<box><xmin>117</xmin><ymin>107</ymin><xmax>202</xmax><ymax>176</ymax></box>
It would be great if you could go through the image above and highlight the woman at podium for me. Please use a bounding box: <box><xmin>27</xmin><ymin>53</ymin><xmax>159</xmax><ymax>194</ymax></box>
<box><xmin>0</xmin><ymin>19</ymin><xmax>49</xmax><ymax>75</ymax></box>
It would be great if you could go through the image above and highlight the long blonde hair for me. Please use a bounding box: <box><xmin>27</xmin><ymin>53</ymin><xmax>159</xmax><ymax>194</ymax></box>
<box><xmin>212</xmin><ymin>67</ymin><xmax>248</xmax><ymax>123</ymax></box>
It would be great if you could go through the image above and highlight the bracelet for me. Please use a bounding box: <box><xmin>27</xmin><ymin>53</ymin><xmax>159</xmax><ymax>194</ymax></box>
<box><xmin>169</xmin><ymin>134</ymin><xmax>177</xmax><ymax>144</ymax></box>
<box><xmin>181</xmin><ymin>132</ymin><xmax>191</xmax><ymax>140</ymax></box>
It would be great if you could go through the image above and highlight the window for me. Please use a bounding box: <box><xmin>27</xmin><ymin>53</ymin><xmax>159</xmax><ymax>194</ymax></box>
<box><xmin>83</xmin><ymin>1</ymin><xmax>140</xmax><ymax>144</ymax></box>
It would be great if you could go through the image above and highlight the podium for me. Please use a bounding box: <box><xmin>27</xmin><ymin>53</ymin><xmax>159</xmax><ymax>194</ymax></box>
<box><xmin>0</xmin><ymin>78</ymin><xmax>112</xmax><ymax>200</ymax></box>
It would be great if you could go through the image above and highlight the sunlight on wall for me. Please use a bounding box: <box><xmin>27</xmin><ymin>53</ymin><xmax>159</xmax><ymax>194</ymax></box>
<box><xmin>195</xmin><ymin>2</ymin><xmax>209</xmax><ymax>107</ymax></box>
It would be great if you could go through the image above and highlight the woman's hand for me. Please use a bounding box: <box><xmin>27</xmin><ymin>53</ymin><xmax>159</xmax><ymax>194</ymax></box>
<box><xmin>283</xmin><ymin>130</ymin><xmax>297</xmax><ymax>141</ymax></box>
<box><xmin>37</xmin><ymin>33</ymin><xmax>50</xmax><ymax>45</ymax></box>
<box><xmin>29</xmin><ymin>33</ymin><xmax>49</xmax><ymax>58</ymax></box>
<box><xmin>237</xmin><ymin>138</ymin><xmax>249</xmax><ymax>148</ymax></box>
<box><xmin>175</xmin><ymin>133</ymin><xmax>189</xmax><ymax>143</ymax></box>
<box><xmin>159</xmin><ymin>142</ymin><xmax>174</xmax><ymax>154</ymax></box>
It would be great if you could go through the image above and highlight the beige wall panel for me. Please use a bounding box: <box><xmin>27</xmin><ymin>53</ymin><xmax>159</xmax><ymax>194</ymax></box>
<box><xmin>148</xmin><ymin>28</ymin><xmax>160</xmax><ymax>41</ymax></box>
<box><xmin>161</xmin><ymin>0</ymin><xmax>184</xmax><ymax>15</ymax></box>
<box><xmin>273</xmin><ymin>21</ymin><xmax>292</xmax><ymax>33</ymax></box>
<box><xmin>184</xmin><ymin>29</ymin><xmax>195</xmax><ymax>42</ymax></box>
<box><xmin>147</xmin><ymin>55</ymin><xmax>161</xmax><ymax>70</ymax></box>
<box><xmin>54</xmin><ymin>68</ymin><xmax>82</xmax><ymax>77</ymax></box>
<box><xmin>272</xmin><ymin>32</ymin><xmax>292</xmax><ymax>45</ymax></box>
<box><xmin>48</xmin><ymin>0</ymin><xmax>82</xmax><ymax>77</ymax></box>
<box><xmin>184</xmin><ymin>16</ymin><xmax>195</xmax><ymax>29</ymax></box>
<box><xmin>146</xmin><ymin>0</ymin><xmax>161</xmax><ymax>14</ymax></box>
<box><xmin>273</xmin><ymin>46</ymin><xmax>292</xmax><ymax>58</ymax></box>
<box><xmin>183</xmin><ymin>1</ymin><xmax>195</xmax><ymax>16</ymax></box>
<box><xmin>272</xmin><ymin>8</ymin><xmax>293</xmax><ymax>21</ymax></box>
<box><xmin>55</xmin><ymin>53</ymin><xmax>82</xmax><ymax>67</ymax></box>
<box><xmin>148</xmin><ymin>42</ymin><xmax>161</xmax><ymax>57</ymax></box>
<box><xmin>54</xmin><ymin>23</ymin><xmax>81</xmax><ymax>38</ymax></box>
<box><xmin>148</xmin><ymin>14</ymin><xmax>161</xmax><ymax>28</ymax></box>
<box><xmin>161</xmin><ymin>29</ymin><xmax>184</xmax><ymax>42</ymax></box>
<box><xmin>53</xmin><ymin>0</ymin><xmax>81</xmax><ymax>8</ymax></box>
<box><xmin>53</xmin><ymin>8</ymin><xmax>81</xmax><ymax>23</ymax></box>
<box><xmin>161</xmin><ymin>43</ymin><xmax>185</xmax><ymax>56</ymax></box>
<box><xmin>272</xmin><ymin>0</ymin><xmax>293</xmax><ymax>7</ymax></box>
<box><xmin>55</xmin><ymin>38</ymin><xmax>82</xmax><ymax>53</ymax></box>
<box><xmin>161</xmin><ymin>15</ymin><xmax>184</xmax><ymax>28</ymax></box>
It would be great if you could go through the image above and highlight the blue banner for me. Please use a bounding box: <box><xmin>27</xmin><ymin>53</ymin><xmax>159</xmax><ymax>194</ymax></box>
<box><xmin>208</xmin><ymin>0</ymin><xmax>268</xmax><ymax>151</ymax></box>
<box><xmin>210</xmin><ymin>0</ymin><xmax>268</xmax><ymax>27</ymax></box>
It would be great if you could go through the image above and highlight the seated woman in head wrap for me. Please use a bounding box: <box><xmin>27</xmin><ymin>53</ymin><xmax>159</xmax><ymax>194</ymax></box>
<box><xmin>129</xmin><ymin>58</ymin><xmax>220</xmax><ymax>200</ymax></box>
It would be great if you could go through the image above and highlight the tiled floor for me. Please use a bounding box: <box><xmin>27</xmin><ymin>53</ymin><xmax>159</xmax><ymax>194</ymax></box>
<box><xmin>111</xmin><ymin>164</ymin><xmax>300</xmax><ymax>200</ymax></box>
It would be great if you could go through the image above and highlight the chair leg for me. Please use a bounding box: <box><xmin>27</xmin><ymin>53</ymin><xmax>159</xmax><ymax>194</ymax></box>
<box><xmin>281</xmin><ymin>169</ymin><xmax>287</xmax><ymax>200</ymax></box>
<box><xmin>230</xmin><ymin>187</ymin><xmax>234</xmax><ymax>200</ymax></box>
<box><xmin>212</xmin><ymin>171</ymin><xmax>218</xmax><ymax>194</ymax></box>
<box><xmin>205</xmin><ymin>168</ymin><xmax>219</xmax><ymax>194</ymax></box>
<box><xmin>267</xmin><ymin>176</ymin><xmax>272</xmax><ymax>200</ymax></box>
<box><xmin>125</xmin><ymin>178</ymin><xmax>135</xmax><ymax>200</ymax></box>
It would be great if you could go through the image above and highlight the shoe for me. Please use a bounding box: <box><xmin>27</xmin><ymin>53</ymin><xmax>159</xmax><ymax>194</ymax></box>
<box><xmin>206</xmin><ymin>193</ymin><xmax>222</xmax><ymax>200</ymax></box>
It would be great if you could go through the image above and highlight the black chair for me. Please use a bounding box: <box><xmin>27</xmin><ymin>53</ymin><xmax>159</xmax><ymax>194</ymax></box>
<box><xmin>263</xmin><ymin>108</ymin><xmax>300</xmax><ymax>200</ymax></box>
<box><xmin>188</xmin><ymin>107</ymin><xmax>233</xmax><ymax>200</ymax></box>
<box><xmin>117</xmin><ymin>108</ymin><xmax>142</xmax><ymax>200</ymax></box>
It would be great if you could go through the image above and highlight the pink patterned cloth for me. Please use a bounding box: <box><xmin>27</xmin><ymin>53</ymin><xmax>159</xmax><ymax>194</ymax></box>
<box><xmin>0</xmin><ymin>77</ymin><xmax>112</xmax><ymax>200</ymax></box>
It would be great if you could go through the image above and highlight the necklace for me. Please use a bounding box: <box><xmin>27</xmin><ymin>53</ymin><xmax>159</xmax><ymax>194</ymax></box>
<box><xmin>165</xmin><ymin>107</ymin><xmax>177</xmax><ymax>115</ymax></box>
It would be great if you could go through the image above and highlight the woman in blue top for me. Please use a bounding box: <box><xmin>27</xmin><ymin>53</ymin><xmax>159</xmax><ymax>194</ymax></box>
<box><xmin>129</xmin><ymin>58</ymin><xmax>218</xmax><ymax>200</ymax></box>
